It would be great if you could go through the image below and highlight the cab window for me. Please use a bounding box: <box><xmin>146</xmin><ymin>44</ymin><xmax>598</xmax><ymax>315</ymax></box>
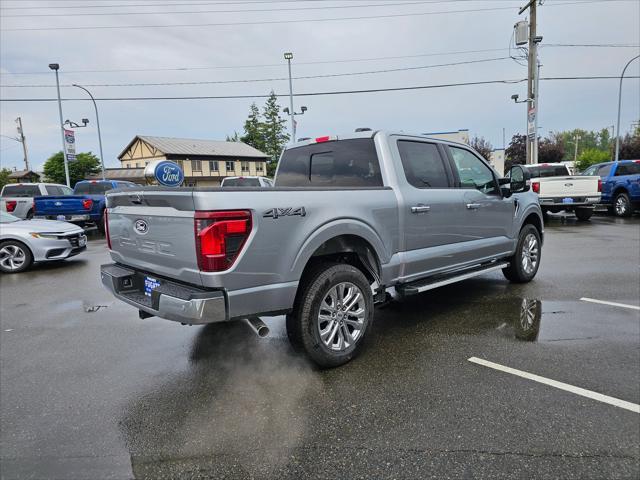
<box><xmin>449</xmin><ymin>147</ymin><xmax>499</xmax><ymax>195</ymax></box>
<box><xmin>397</xmin><ymin>141</ymin><xmax>450</xmax><ymax>188</ymax></box>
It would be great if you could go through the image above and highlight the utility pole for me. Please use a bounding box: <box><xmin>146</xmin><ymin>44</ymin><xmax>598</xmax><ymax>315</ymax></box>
<box><xmin>49</xmin><ymin>63</ymin><xmax>70</xmax><ymax>187</ymax></box>
<box><xmin>284</xmin><ymin>52</ymin><xmax>296</xmax><ymax>142</ymax></box>
<box><xmin>573</xmin><ymin>133</ymin><xmax>581</xmax><ymax>162</ymax></box>
<box><xmin>15</xmin><ymin>117</ymin><xmax>29</xmax><ymax>171</ymax></box>
<box><xmin>518</xmin><ymin>0</ymin><xmax>539</xmax><ymax>164</ymax></box>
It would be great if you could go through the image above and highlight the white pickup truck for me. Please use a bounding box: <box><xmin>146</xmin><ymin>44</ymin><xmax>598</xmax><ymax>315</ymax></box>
<box><xmin>523</xmin><ymin>164</ymin><xmax>601</xmax><ymax>221</ymax></box>
<box><xmin>0</xmin><ymin>183</ymin><xmax>74</xmax><ymax>219</ymax></box>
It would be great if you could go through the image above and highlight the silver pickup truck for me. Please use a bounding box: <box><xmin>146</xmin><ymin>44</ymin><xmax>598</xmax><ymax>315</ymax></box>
<box><xmin>101</xmin><ymin>131</ymin><xmax>543</xmax><ymax>367</ymax></box>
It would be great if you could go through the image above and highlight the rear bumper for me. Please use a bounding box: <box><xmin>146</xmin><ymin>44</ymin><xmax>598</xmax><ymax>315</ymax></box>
<box><xmin>35</xmin><ymin>214</ymin><xmax>91</xmax><ymax>222</ymax></box>
<box><xmin>538</xmin><ymin>196</ymin><xmax>600</xmax><ymax>207</ymax></box>
<box><xmin>100</xmin><ymin>263</ymin><xmax>226</xmax><ymax>325</ymax></box>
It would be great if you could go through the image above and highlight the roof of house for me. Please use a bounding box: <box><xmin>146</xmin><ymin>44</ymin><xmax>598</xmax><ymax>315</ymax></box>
<box><xmin>86</xmin><ymin>168</ymin><xmax>145</xmax><ymax>180</ymax></box>
<box><xmin>8</xmin><ymin>170</ymin><xmax>40</xmax><ymax>179</ymax></box>
<box><xmin>118</xmin><ymin>135</ymin><xmax>269</xmax><ymax>160</ymax></box>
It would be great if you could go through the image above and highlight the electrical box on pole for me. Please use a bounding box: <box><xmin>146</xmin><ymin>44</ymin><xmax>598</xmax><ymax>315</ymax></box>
<box><xmin>514</xmin><ymin>21</ymin><xmax>528</xmax><ymax>46</ymax></box>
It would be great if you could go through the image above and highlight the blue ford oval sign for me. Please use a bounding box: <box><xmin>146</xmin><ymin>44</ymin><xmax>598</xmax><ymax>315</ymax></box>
<box><xmin>152</xmin><ymin>161</ymin><xmax>184</xmax><ymax>187</ymax></box>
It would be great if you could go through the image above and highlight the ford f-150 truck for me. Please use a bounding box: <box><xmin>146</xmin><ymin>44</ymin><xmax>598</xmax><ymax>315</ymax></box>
<box><xmin>1</xmin><ymin>183</ymin><xmax>73</xmax><ymax>219</ymax></box>
<box><xmin>101</xmin><ymin>131</ymin><xmax>543</xmax><ymax>367</ymax></box>
<box><xmin>35</xmin><ymin>180</ymin><xmax>137</xmax><ymax>232</ymax></box>
<box><xmin>581</xmin><ymin>160</ymin><xmax>640</xmax><ymax>217</ymax></box>
<box><xmin>522</xmin><ymin>163</ymin><xmax>601</xmax><ymax>221</ymax></box>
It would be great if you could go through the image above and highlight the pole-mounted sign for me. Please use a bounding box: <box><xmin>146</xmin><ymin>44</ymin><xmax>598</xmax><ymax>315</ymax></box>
<box><xmin>527</xmin><ymin>106</ymin><xmax>536</xmax><ymax>139</ymax></box>
<box><xmin>64</xmin><ymin>129</ymin><xmax>76</xmax><ymax>162</ymax></box>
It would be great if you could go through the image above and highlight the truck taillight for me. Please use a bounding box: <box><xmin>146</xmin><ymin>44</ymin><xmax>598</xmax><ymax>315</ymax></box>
<box><xmin>194</xmin><ymin>210</ymin><xmax>252</xmax><ymax>272</ymax></box>
<box><xmin>5</xmin><ymin>200</ymin><xmax>17</xmax><ymax>212</ymax></box>
<box><xmin>105</xmin><ymin>209</ymin><xmax>112</xmax><ymax>249</ymax></box>
<box><xmin>532</xmin><ymin>181</ymin><xmax>540</xmax><ymax>194</ymax></box>
<box><xmin>598</xmin><ymin>178</ymin><xmax>602</xmax><ymax>192</ymax></box>
<box><xmin>82</xmin><ymin>199</ymin><xmax>93</xmax><ymax>210</ymax></box>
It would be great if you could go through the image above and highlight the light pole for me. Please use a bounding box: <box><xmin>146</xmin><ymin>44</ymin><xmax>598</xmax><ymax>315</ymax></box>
<box><xmin>614</xmin><ymin>55</ymin><xmax>640</xmax><ymax>162</ymax></box>
<box><xmin>573</xmin><ymin>133</ymin><xmax>581</xmax><ymax>162</ymax></box>
<box><xmin>284</xmin><ymin>52</ymin><xmax>296</xmax><ymax>141</ymax></box>
<box><xmin>73</xmin><ymin>84</ymin><xmax>105</xmax><ymax>180</ymax></box>
<box><xmin>49</xmin><ymin>63</ymin><xmax>70</xmax><ymax>187</ymax></box>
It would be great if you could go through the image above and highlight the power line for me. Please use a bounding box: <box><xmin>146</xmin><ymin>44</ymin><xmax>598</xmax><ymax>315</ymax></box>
<box><xmin>0</xmin><ymin>57</ymin><xmax>513</xmax><ymax>88</ymax></box>
<box><xmin>0</xmin><ymin>0</ymin><xmax>342</xmax><ymax>10</ymax></box>
<box><xmin>0</xmin><ymin>1</ymin><xmax>439</xmax><ymax>17</ymax></box>
<box><xmin>545</xmin><ymin>43</ymin><xmax>640</xmax><ymax>47</ymax></box>
<box><xmin>1</xmin><ymin>76</ymin><xmax>636</xmax><ymax>102</ymax></box>
<box><xmin>2</xmin><ymin>1</ymin><xmax>602</xmax><ymax>32</ymax></box>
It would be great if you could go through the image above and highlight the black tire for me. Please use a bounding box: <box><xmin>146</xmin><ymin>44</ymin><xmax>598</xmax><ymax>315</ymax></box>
<box><xmin>26</xmin><ymin>209</ymin><xmax>34</xmax><ymax>220</ymax></box>
<box><xmin>574</xmin><ymin>207</ymin><xmax>593</xmax><ymax>221</ymax></box>
<box><xmin>0</xmin><ymin>240</ymin><xmax>33</xmax><ymax>274</ymax></box>
<box><xmin>288</xmin><ymin>262</ymin><xmax>374</xmax><ymax>368</ymax></box>
<box><xmin>96</xmin><ymin>211</ymin><xmax>106</xmax><ymax>234</ymax></box>
<box><xmin>541</xmin><ymin>209</ymin><xmax>549</xmax><ymax>221</ymax></box>
<box><xmin>502</xmin><ymin>224</ymin><xmax>541</xmax><ymax>283</ymax></box>
<box><xmin>613</xmin><ymin>192</ymin><xmax>632</xmax><ymax>218</ymax></box>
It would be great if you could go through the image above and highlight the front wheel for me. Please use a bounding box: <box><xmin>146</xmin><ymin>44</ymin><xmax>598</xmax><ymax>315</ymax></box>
<box><xmin>0</xmin><ymin>240</ymin><xmax>33</xmax><ymax>273</ymax></box>
<box><xmin>502</xmin><ymin>225</ymin><xmax>541</xmax><ymax>283</ymax></box>
<box><xmin>574</xmin><ymin>207</ymin><xmax>593</xmax><ymax>221</ymax></box>
<box><xmin>288</xmin><ymin>263</ymin><xmax>373</xmax><ymax>368</ymax></box>
<box><xmin>613</xmin><ymin>192</ymin><xmax>632</xmax><ymax>217</ymax></box>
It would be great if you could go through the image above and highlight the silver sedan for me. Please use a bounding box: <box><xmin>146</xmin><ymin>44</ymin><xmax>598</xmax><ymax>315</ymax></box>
<box><xmin>0</xmin><ymin>211</ymin><xmax>87</xmax><ymax>273</ymax></box>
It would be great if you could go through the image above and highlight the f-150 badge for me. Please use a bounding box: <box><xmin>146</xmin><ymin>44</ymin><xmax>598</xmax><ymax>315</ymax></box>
<box><xmin>263</xmin><ymin>207</ymin><xmax>306</xmax><ymax>219</ymax></box>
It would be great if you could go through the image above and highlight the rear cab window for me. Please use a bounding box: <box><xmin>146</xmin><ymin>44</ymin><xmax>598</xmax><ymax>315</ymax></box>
<box><xmin>526</xmin><ymin>164</ymin><xmax>571</xmax><ymax>178</ymax></box>
<box><xmin>45</xmin><ymin>185</ymin><xmax>73</xmax><ymax>196</ymax></box>
<box><xmin>74</xmin><ymin>182</ymin><xmax>114</xmax><ymax>194</ymax></box>
<box><xmin>276</xmin><ymin>138</ymin><xmax>383</xmax><ymax>187</ymax></box>
<box><xmin>223</xmin><ymin>178</ymin><xmax>261</xmax><ymax>187</ymax></box>
<box><xmin>614</xmin><ymin>162</ymin><xmax>640</xmax><ymax>176</ymax></box>
<box><xmin>1</xmin><ymin>184</ymin><xmax>40</xmax><ymax>197</ymax></box>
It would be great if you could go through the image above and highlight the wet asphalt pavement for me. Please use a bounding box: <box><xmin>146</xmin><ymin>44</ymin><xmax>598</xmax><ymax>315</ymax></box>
<box><xmin>1</xmin><ymin>214</ymin><xmax>639</xmax><ymax>479</ymax></box>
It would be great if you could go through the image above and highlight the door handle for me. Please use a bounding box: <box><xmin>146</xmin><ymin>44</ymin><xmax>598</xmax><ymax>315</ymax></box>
<box><xmin>466</xmin><ymin>203</ymin><xmax>481</xmax><ymax>210</ymax></box>
<box><xmin>411</xmin><ymin>205</ymin><xmax>431</xmax><ymax>214</ymax></box>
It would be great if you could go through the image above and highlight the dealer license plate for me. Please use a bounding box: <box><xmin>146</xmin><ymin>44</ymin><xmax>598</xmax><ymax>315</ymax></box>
<box><xmin>56</xmin><ymin>215</ymin><xmax>66</xmax><ymax>221</ymax></box>
<box><xmin>144</xmin><ymin>276</ymin><xmax>160</xmax><ymax>297</ymax></box>
<box><xmin>562</xmin><ymin>197</ymin><xmax>574</xmax><ymax>204</ymax></box>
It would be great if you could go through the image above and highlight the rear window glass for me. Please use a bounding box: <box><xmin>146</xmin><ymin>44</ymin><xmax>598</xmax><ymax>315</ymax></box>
<box><xmin>74</xmin><ymin>182</ymin><xmax>114</xmax><ymax>194</ymax></box>
<box><xmin>45</xmin><ymin>185</ymin><xmax>73</xmax><ymax>195</ymax></box>
<box><xmin>397</xmin><ymin>141</ymin><xmax>450</xmax><ymax>188</ymax></box>
<box><xmin>276</xmin><ymin>138</ymin><xmax>382</xmax><ymax>187</ymax></box>
<box><xmin>1</xmin><ymin>184</ymin><xmax>39</xmax><ymax>197</ymax></box>
<box><xmin>615</xmin><ymin>162</ymin><xmax>640</xmax><ymax>176</ymax></box>
<box><xmin>527</xmin><ymin>165</ymin><xmax>570</xmax><ymax>178</ymax></box>
<box><xmin>222</xmin><ymin>178</ymin><xmax>261</xmax><ymax>187</ymax></box>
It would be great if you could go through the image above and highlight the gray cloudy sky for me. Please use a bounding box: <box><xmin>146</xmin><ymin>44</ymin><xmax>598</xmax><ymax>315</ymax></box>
<box><xmin>1</xmin><ymin>0</ymin><xmax>639</xmax><ymax>172</ymax></box>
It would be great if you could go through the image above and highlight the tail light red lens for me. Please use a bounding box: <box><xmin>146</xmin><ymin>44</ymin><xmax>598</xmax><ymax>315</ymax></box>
<box><xmin>105</xmin><ymin>209</ymin><xmax>112</xmax><ymax>249</ymax></box>
<box><xmin>82</xmin><ymin>199</ymin><xmax>93</xmax><ymax>210</ymax></box>
<box><xmin>194</xmin><ymin>210</ymin><xmax>252</xmax><ymax>272</ymax></box>
<box><xmin>532</xmin><ymin>181</ymin><xmax>540</xmax><ymax>194</ymax></box>
<box><xmin>5</xmin><ymin>200</ymin><xmax>17</xmax><ymax>212</ymax></box>
<box><xmin>597</xmin><ymin>178</ymin><xmax>602</xmax><ymax>192</ymax></box>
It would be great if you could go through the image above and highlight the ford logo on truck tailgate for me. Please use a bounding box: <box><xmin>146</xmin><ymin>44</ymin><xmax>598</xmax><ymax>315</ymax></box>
<box><xmin>134</xmin><ymin>219</ymin><xmax>149</xmax><ymax>234</ymax></box>
<box><xmin>145</xmin><ymin>160</ymin><xmax>184</xmax><ymax>187</ymax></box>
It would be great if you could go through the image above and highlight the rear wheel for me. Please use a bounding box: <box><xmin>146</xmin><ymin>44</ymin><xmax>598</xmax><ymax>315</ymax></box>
<box><xmin>288</xmin><ymin>263</ymin><xmax>373</xmax><ymax>368</ymax></box>
<box><xmin>574</xmin><ymin>207</ymin><xmax>593</xmax><ymax>221</ymax></box>
<box><xmin>502</xmin><ymin>224</ymin><xmax>541</xmax><ymax>283</ymax></box>
<box><xmin>613</xmin><ymin>192</ymin><xmax>632</xmax><ymax>217</ymax></box>
<box><xmin>0</xmin><ymin>240</ymin><xmax>33</xmax><ymax>273</ymax></box>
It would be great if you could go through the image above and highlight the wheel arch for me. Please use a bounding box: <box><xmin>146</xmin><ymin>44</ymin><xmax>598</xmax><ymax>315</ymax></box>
<box><xmin>520</xmin><ymin>210</ymin><xmax>544</xmax><ymax>243</ymax></box>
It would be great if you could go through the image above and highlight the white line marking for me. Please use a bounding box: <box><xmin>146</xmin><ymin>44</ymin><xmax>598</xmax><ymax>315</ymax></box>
<box><xmin>580</xmin><ymin>297</ymin><xmax>640</xmax><ymax>311</ymax></box>
<box><xmin>468</xmin><ymin>357</ymin><xmax>640</xmax><ymax>414</ymax></box>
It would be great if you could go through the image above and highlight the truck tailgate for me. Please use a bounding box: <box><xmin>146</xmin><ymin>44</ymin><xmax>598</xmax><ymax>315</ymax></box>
<box><xmin>106</xmin><ymin>189</ymin><xmax>202</xmax><ymax>286</ymax></box>
<box><xmin>537</xmin><ymin>176</ymin><xmax>599</xmax><ymax>197</ymax></box>
<box><xmin>35</xmin><ymin>195</ymin><xmax>89</xmax><ymax>215</ymax></box>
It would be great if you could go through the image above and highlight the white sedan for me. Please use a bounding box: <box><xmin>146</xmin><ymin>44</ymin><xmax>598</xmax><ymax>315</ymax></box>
<box><xmin>0</xmin><ymin>211</ymin><xmax>87</xmax><ymax>273</ymax></box>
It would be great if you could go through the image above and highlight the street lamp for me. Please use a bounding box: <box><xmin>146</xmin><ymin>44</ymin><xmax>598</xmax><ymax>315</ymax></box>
<box><xmin>64</xmin><ymin>118</ymin><xmax>89</xmax><ymax>128</ymax></box>
<box><xmin>283</xmin><ymin>52</ymin><xmax>308</xmax><ymax>142</ymax></box>
<box><xmin>73</xmin><ymin>83</ymin><xmax>105</xmax><ymax>180</ymax></box>
<box><xmin>614</xmin><ymin>54</ymin><xmax>640</xmax><ymax>162</ymax></box>
<box><xmin>49</xmin><ymin>63</ymin><xmax>70</xmax><ymax>187</ymax></box>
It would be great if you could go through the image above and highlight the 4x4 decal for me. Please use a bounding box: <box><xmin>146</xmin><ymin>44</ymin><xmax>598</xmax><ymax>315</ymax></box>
<box><xmin>263</xmin><ymin>207</ymin><xmax>306</xmax><ymax>219</ymax></box>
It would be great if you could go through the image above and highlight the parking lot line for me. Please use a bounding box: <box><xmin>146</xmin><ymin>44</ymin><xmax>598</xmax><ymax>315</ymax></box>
<box><xmin>580</xmin><ymin>297</ymin><xmax>640</xmax><ymax>311</ymax></box>
<box><xmin>468</xmin><ymin>357</ymin><xmax>640</xmax><ymax>414</ymax></box>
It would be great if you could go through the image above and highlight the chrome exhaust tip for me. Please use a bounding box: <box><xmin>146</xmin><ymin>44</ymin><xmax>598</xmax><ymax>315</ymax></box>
<box><xmin>244</xmin><ymin>317</ymin><xmax>269</xmax><ymax>338</ymax></box>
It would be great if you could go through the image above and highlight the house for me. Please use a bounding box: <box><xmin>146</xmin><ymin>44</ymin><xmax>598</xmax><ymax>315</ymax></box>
<box><xmin>116</xmin><ymin>135</ymin><xmax>269</xmax><ymax>186</ymax></box>
<box><xmin>8</xmin><ymin>170</ymin><xmax>40</xmax><ymax>183</ymax></box>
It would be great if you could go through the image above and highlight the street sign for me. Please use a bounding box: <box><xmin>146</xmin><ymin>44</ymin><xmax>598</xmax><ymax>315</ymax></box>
<box><xmin>64</xmin><ymin>129</ymin><xmax>76</xmax><ymax>161</ymax></box>
<box><xmin>527</xmin><ymin>106</ymin><xmax>536</xmax><ymax>139</ymax></box>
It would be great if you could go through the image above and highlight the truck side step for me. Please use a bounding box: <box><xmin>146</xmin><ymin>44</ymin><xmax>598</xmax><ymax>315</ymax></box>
<box><xmin>397</xmin><ymin>262</ymin><xmax>509</xmax><ymax>296</ymax></box>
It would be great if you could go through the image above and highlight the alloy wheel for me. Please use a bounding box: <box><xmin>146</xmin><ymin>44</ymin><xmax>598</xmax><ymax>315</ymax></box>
<box><xmin>615</xmin><ymin>196</ymin><xmax>628</xmax><ymax>216</ymax></box>
<box><xmin>521</xmin><ymin>233</ymin><xmax>539</xmax><ymax>275</ymax></box>
<box><xmin>0</xmin><ymin>245</ymin><xmax>27</xmax><ymax>271</ymax></box>
<box><xmin>317</xmin><ymin>282</ymin><xmax>366</xmax><ymax>352</ymax></box>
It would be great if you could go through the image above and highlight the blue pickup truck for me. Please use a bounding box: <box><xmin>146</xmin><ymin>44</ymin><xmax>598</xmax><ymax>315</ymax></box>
<box><xmin>581</xmin><ymin>160</ymin><xmax>640</xmax><ymax>217</ymax></box>
<box><xmin>34</xmin><ymin>180</ymin><xmax>138</xmax><ymax>232</ymax></box>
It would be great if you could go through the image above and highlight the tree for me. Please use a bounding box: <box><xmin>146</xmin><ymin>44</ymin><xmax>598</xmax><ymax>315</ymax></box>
<box><xmin>618</xmin><ymin>127</ymin><xmax>640</xmax><ymax>160</ymax></box>
<box><xmin>261</xmin><ymin>91</ymin><xmax>290</xmax><ymax>176</ymax></box>
<box><xmin>226</xmin><ymin>132</ymin><xmax>240</xmax><ymax>142</ymax></box>
<box><xmin>239</xmin><ymin>103</ymin><xmax>265</xmax><ymax>153</ymax></box>
<box><xmin>43</xmin><ymin>151</ymin><xmax>100</xmax><ymax>187</ymax></box>
<box><xmin>505</xmin><ymin>134</ymin><xmax>527</xmax><ymax>173</ymax></box>
<box><xmin>0</xmin><ymin>168</ymin><xmax>11</xmax><ymax>189</ymax></box>
<box><xmin>538</xmin><ymin>134</ymin><xmax>565</xmax><ymax>163</ymax></box>
<box><xmin>575</xmin><ymin>148</ymin><xmax>610</xmax><ymax>172</ymax></box>
<box><xmin>470</xmin><ymin>136</ymin><xmax>493</xmax><ymax>161</ymax></box>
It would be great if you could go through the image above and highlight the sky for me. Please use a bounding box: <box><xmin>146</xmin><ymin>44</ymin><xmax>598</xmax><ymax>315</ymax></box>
<box><xmin>0</xmin><ymin>0</ymin><xmax>639</xmax><ymax>173</ymax></box>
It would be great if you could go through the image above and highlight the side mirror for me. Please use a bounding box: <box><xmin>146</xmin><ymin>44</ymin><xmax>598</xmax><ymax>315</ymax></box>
<box><xmin>509</xmin><ymin>165</ymin><xmax>530</xmax><ymax>194</ymax></box>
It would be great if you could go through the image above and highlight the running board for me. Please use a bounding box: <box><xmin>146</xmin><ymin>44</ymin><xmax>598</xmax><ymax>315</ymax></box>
<box><xmin>397</xmin><ymin>262</ymin><xmax>509</xmax><ymax>296</ymax></box>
